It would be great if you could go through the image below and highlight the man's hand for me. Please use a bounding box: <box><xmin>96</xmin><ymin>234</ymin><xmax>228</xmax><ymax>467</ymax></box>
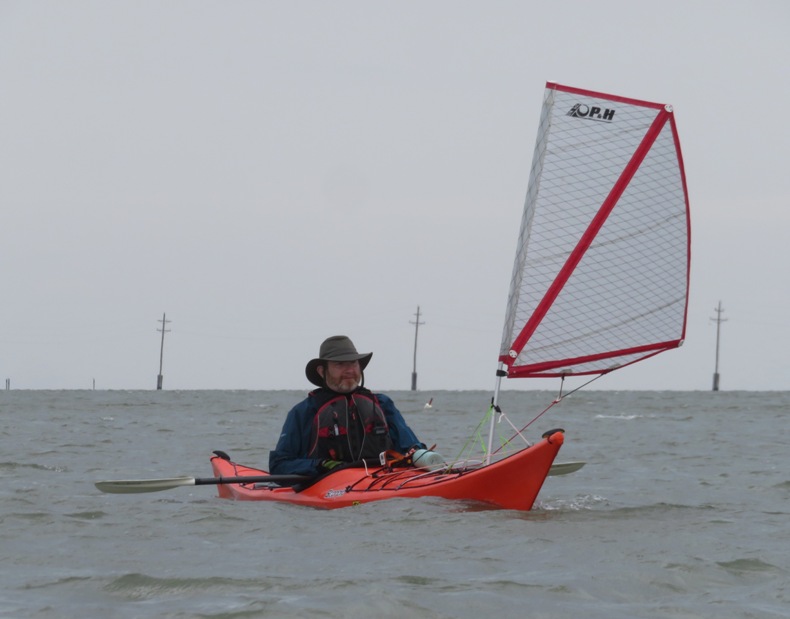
<box><xmin>321</xmin><ymin>459</ymin><xmax>343</xmax><ymax>471</ymax></box>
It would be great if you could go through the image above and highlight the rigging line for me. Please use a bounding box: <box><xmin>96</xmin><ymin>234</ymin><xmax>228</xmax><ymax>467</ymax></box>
<box><xmin>452</xmin><ymin>403</ymin><xmax>495</xmax><ymax>464</ymax></box>
<box><xmin>491</xmin><ymin>372</ymin><xmax>608</xmax><ymax>456</ymax></box>
<box><xmin>556</xmin><ymin>371</ymin><xmax>607</xmax><ymax>400</ymax></box>
<box><xmin>494</xmin><ymin>410</ymin><xmax>535</xmax><ymax>452</ymax></box>
<box><xmin>489</xmin><ymin>399</ymin><xmax>557</xmax><ymax>457</ymax></box>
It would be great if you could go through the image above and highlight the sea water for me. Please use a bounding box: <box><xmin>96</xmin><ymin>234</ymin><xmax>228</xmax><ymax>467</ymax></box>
<box><xmin>1</xmin><ymin>390</ymin><xmax>788</xmax><ymax>618</ymax></box>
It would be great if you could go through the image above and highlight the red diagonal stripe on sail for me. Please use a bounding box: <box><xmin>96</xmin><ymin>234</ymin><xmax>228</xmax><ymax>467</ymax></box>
<box><xmin>502</xmin><ymin>108</ymin><xmax>672</xmax><ymax>366</ymax></box>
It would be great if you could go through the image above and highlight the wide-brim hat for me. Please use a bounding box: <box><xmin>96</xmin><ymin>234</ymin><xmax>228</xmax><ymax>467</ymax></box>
<box><xmin>305</xmin><ymin>335</ymin><xmax>372</xmax><ymax>387</ymax></box>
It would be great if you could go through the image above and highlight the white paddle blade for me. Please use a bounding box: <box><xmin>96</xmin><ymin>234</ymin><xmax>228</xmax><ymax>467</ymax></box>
<box><xmin>548</xmin><ymin>461</ymin><xmax>585</xmax><ymax>476</ymax></box>
<box><xmin>95</xmin><ymin>476</ymin><xmax>197</xmax><ymax>494</ymax></box>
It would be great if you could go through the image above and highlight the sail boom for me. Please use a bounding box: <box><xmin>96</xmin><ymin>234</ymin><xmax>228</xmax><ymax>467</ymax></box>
<box><xmin>502</xmin><ymin>339</ymin><xmax>684</xmax><ymax>378</ymax></box>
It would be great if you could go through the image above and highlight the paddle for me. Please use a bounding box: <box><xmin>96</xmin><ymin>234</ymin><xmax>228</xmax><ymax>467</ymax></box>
<box><xmin>95</xmin><ymin>461</ymin><xmax>585</xmax><ymax>495</ymax></box>
<box><xmin>95</xmin><ymin>474</ymin><xmax>309</xmax><ymax>494</ymax></box>
<box><xmin>548</xmin><ymin>460</ymin><xmax>585</xmax><ymax>476</ymax></box>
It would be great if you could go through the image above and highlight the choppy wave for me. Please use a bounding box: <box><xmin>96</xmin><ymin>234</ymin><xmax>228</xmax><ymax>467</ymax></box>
<box><xmin>716</xmin><ymin>558</ymin><xmax>785</xmax><ymax>575</ymax></box>
<box><xmin>104</xmin><ymin>573</ymin><xmax>265</xmax><ymax>599</ymax></box>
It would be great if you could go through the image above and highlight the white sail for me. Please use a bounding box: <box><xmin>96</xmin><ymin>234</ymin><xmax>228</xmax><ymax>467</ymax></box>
<box><xmin>499</xmin><ymin>83</ymin><xmax>690</xmax><ymax>379</ymax></box>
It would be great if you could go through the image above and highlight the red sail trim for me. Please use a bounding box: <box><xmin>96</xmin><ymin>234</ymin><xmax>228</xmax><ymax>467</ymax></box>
<box><xmin>667</xmin><ymin>113</ymin><xmax>693</xmax><ymax>344</ymax></box>
<box><xmin>546</xmin><ymin>82</ymin><xmax>666</xmax><ymax>110</ymax></box>
<box><xmin>506</xmin><ymin>340</ymin><xmax>684</xmax><ymax>378</ymax></box>
<box><xmin>504</xmin><ymin>108</ymin><xmax>672</xmax><ymax>363</ymax></box>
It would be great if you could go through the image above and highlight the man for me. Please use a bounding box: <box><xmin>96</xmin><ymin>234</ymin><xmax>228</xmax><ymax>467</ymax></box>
<box><xmin>269</xmin><ymin>335</ymin><xmax>427</xmax><ymax>476</ymax></box>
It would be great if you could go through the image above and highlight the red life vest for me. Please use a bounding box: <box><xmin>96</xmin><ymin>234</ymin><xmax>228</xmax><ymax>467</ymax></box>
<box><xmin>307</xmin><ymin>390</ymin><xmax>392</xmax><ymax>462</ymax></box>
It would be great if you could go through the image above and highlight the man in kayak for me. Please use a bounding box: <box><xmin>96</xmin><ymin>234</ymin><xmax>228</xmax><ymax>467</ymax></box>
<box><xmin>269</xmin><ymin>335</ymin><xmax>431</xmax><ymax>477</ymax></box>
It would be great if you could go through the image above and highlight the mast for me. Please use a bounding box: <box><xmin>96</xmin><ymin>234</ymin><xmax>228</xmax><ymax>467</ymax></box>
<box><xmin>410</xmin><ymin>306</ymin><xmax>424</xmax><ymax>391</ymax></box>
<box><xmin>710</xmin><ymin>301</ymin><xmax>726</xmax><ymax>391</ymax></box>
<box><xmin>486</xmin><ymin>364</ymin><xmax>506</xmax><ymax>465</ymax></box>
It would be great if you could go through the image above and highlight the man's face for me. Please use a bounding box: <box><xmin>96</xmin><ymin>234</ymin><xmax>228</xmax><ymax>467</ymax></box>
<box><xmin>318</xmin><ymin>360</ymin><xmax>361</xmax><ymax>393</ymax></box>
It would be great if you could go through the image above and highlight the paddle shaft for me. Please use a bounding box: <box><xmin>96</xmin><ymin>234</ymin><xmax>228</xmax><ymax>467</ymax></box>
<box><xmin>194</xmin><ymin>475</ymin><xmax>308</xmax><ymax>486</ymax></box>
<box><xmin>95</xmin><ymin>474</ymin><xmax>309</xmax><ymax>494</ymax></box>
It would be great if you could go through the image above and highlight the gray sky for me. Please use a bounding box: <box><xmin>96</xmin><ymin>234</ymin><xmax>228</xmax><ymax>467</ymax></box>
<box><xmin>2</xmin><ymin>1</ymin><xmax>788</xmax><ymax>391</ymax></box>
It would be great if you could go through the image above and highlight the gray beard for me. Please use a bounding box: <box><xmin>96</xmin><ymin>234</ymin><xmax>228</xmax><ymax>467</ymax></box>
<box><xmin>325</xmin><ymin>376</ymin><xmax>360</xmax><ymax>393</ymax></box>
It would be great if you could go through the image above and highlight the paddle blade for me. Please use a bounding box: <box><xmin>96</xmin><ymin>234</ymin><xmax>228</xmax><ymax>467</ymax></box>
<box><xmin>95</xmin><ymin>476</ymin><xmax>197</xmax><ymax>494</ymax></box>
<box><xmin>548</xmin><ymin>461</ymin><xmax>585</xmax><ymax>476</ymax></box>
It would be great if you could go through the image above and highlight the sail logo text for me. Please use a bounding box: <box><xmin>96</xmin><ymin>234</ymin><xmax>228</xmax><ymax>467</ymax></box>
<box><xmin>567</xmin><ymin>104</ymin><xmax>615</xmax><ymax>122</ymax></box>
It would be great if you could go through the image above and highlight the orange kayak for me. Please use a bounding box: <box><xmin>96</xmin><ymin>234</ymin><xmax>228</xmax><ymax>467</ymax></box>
<box><xmin>210</xmin><ymin>430</ymin><xmax>564</xmax><ymax>511</ymax></box>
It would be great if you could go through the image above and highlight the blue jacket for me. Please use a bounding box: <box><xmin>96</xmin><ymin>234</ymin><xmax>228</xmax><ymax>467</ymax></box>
<box><xmin>269</xmin><ymin>390</ymin><xmax>425</xmax><ymax>476</ymax></box>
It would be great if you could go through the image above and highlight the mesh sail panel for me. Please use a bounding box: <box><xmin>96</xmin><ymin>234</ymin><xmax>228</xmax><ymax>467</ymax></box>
<box><xmin>499</xmin><ymin>83</ymin><xmax>690</xmax><ymax>378</ymax></box>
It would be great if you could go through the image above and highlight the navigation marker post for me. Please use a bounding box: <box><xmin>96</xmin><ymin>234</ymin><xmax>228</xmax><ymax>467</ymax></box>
<box><xmin>156</xmin><ymin>313</ymin><xmax>171</xmax><ymax>390</ymax></box>
<box><xmin>410</xmin><ymin>306</ymin><xmax>424</xmax><ymax>391</ymax></box>
<box><xmin>710</xmin><ymin>301</ymin><xmax>726</xmax><ymax>391</ymax></box>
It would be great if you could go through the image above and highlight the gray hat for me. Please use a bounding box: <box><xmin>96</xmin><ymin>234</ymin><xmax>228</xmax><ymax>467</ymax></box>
<box><xmin>305</xmin><ymin>335</ymin><xmax>372</xmax><ymax>387</ymax></box>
